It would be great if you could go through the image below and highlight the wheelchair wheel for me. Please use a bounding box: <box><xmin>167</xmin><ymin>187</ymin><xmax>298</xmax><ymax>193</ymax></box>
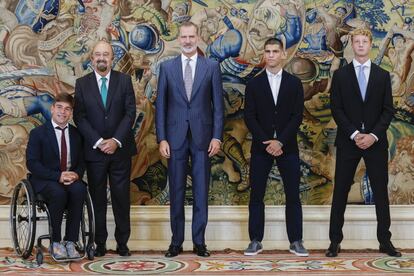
<box><xmin>10</xmin><ymin>180</ymin><xmax>36</xmax><ymax>259</ymax></box>
<box><xmin>80</xmin><ymin>191</ymin><xmax>95</xmax><ymax>259</ymax></box>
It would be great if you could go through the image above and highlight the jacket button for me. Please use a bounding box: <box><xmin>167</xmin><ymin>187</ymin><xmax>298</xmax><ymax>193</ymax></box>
<box><xmin>105</xmin><ymin>116</ymin><xmax>108</xmax><ymax>119</ymax></box>
<box><xmin>274</xmin><ymin>111</ymin><xmax>277</xmax><ymax>115</ymax></box>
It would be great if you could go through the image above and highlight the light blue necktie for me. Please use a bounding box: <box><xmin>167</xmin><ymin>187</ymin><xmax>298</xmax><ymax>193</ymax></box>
<box><xmin>100</xmin><ymin>77</ymin><xmax>108</xmax><ymax>107</ymax></box>
<box><xmin>357</xmin><ymin>65</ymin><xmax>367</xmax><ymax>100</ymax></box>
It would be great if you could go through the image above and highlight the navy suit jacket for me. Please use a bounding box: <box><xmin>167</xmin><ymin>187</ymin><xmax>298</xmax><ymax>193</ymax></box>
<box><xmin>330</xmin><ymin>63</ymin><xmax>395</xmax><ymax>150</ymax></box>
<box><xmin>74</xmin><ymin>70</ymin><xmax>137</xmax><ymax>161</ymax></box>
<box><xmin>244</xmin><ymin>70</ymin><xmax>304</xmax><ymax>154</ymax></box>
<box><xmin>26</xmin><ymin>121</ymin><xmax>85</xmax><ymax>193</ymax></box>
<box><xmin>155</xmin><ymin>55</ymin><xmax>224</xmax><ymax>150</ymax></box>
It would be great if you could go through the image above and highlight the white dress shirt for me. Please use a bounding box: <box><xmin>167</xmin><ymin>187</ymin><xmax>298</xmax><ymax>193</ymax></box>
<box><xmin>352</xmin><ymin>58</ymin><xmax>371</xmax><ymax>86</ymax></box>
<box><xmin>266</xmin><ymin>68</ymin><xmax>283</xmax><ymax>140</ymax></box>
<box><xmin>51</xmin><ymin>120</ymin><xmax>71</xmax><ymax>170</ymax></box>
<box><xmin>350</xmin><ymin>59</ymin><xmax>378</xmax><ymax>141</ymax></box>
<box><xmin>94</xmin><ymin>70</ymin><xmax>111</xmax><ymax>92</ymax></box>
<box><xmin>266</xmin><ymin>68</ymin><xmax>283</xmax><ymax>106</ymax></box>
<box><xmin>181</xmin><ymin>53</ymin><xmax>198</xmax><ymax>80</ymax></box>
<box><xmin>93</xmin><ymin>70</ymin><xmax>122</xmax><ymax>149</ymax></box>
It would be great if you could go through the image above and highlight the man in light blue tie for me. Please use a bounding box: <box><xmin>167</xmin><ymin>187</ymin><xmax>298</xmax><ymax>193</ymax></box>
<box><xmin>327</xmin><ymin>28</ymin><xmax>400</xmax><ymax>257</ymax></box>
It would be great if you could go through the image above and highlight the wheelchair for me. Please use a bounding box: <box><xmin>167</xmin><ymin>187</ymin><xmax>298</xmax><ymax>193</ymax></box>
<box><xmin>9</xmin><ymin>178</ymin><xmax>95</xmax><ymax>265</ymax></box>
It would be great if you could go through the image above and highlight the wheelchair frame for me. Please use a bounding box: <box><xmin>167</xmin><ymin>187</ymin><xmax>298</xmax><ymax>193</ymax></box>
<box><xmin>10</xmin><ymin>179</ymin><xmax>95</xmax><ymax>265</ymax></box>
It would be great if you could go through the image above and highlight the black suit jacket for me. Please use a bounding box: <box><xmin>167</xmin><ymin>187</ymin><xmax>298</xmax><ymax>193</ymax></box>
<box><xmin>330</xmin><ymin>62</ymin><xmax>395</xmax><ymax>149</ymax></box>
<box><xmin>26</xmin><ymin>121</ymin><xmax>85</xmax><ymax>193</ymax></box>
<box><xmin>74</xmin><ymin>70</ymin><xmax>137</xmax><ymax>161</ymax></box>
<box><xmin>244</xmin><ymin>70</ymin><xmax>304</xmax><ymax>154</ymax></box>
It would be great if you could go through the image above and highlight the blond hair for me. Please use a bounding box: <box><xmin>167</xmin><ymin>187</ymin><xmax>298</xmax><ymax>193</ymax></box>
<box><xmin>350</xmin><ymin>28</ymin><xmax>373</xmax><ymax>42</ymax></box>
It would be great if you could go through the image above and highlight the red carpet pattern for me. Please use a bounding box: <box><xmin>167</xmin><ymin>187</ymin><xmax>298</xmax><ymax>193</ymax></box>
<box><xmin>1</xmin><ymin>249</ymin><xmax>414</xmax><ymax>275</ymax></box>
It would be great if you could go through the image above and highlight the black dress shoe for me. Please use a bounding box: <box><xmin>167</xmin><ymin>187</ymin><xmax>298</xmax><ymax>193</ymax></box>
<box><xmin>325</xmin><ymin>243</ymin><xmax>340</xmax><ymax>257</ymax></box>
<box><xmin>193</xmin><ymin>244</ymin><xmax>210</xmax><ymax>257</ymax></box>
<box><xmin>116</xmin><ymin>244</ymin><xmax>131</xmax><ymax>256</ymax></box>
<box><xmin>95</xmin><ymin>244</ymin><xmax>107</xmax><ymax>257</ymax></box>
<box><xmin>165</xmin><ymin>245</ymin><xmax>183</xmax><ymax>257</ymax></box>
<box><xmin>379</xmin><ymin>242</ymin><xmax>402</xmax><ymax>257</ymax></box>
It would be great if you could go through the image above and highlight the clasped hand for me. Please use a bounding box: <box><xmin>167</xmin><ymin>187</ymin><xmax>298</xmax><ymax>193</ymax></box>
<box><xmin>98</xmin><ymin>139</ymin><xmax>118</xmax><ymax>154</ymax></box>
<box><xmin>59</xmin><ymin>171</ymin><xmax>79</xmax><ymax>185</ymax></box>
<box><xmin>263</xmin><ymin>140</ymin><xmax>283</xmax><ymax>157</ymax></box>
<box><xmin>354</xmin><ymin>133</ymin><xmax>375</xmax><ymax>150</ymax></box>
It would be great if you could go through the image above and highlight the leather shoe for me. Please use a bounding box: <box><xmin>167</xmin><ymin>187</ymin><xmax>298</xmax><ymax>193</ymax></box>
<box><xmin>165</xmin><ymin>245</ymin><xmax>183</xmax><ymax>257</ymax></box>
<box><xmin>325</xmin><ymin>243</ymin><xmax>340</xmax><ymax>257</ymax></box>
<box><xmin>193</xmin><ymin>244</ymin><xmax>210</xmax><ymax>257</ymax></box>
<box><xmin>116</xmin><ymin>244</ymin><xmax>131</xmax><ymax>256</ymax></box>
<box><xmin>95</xmin><ymin>244</ymin><xmax>107</xmax><ymax>257</ymax></box>
<box><xmin>379</xmin><ymin>242</ymin><xmax>402</xmax><ymax>257</ymax></box>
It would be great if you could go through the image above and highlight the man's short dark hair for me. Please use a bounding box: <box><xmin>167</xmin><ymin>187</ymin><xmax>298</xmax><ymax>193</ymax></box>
<box><xmin>54</xmin><ymin>92</ymin><xmax>74</xmax><ymax>108</ymax></box>
<box><xmin>264</xmin><ymin>38</ymin><xmax>284</xmax><ymax>50</ymax></box>
<box><xmin>180</xmin><ymin>21</ymin><xmax>199</xmax><ymax>35</ymax></box>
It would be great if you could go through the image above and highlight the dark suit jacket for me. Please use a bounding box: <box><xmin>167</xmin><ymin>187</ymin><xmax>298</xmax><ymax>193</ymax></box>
<box><xmin>330</xmin><ymin>62</ymin><xmax>395</xmax><ymax>149</ymax></box>
<box><xmin>26</xmin><ymin>121</ymin><xmax>85</xmax><ymax>193</ymax></box>
<box><xmin>74</xmin><ymin>70</ymin><xmax>137</xmax><ymax>161</ymax></box>
<box><xmin>244</xmin><ymin>70</ymin><xmax>304</xmax><ymax>154</ymax></box>
<box><xmin>155</xmin><ymin>55</ymin><xmax>224</xmax><ymax>150</ymax></box>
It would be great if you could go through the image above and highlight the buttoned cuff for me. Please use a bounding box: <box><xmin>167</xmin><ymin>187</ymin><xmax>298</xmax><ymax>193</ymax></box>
<box><xmin>350</xmin><ymin>130</ymin><xmax>359</xmax><ymax>140</ymax></box>
<box><xmin>369</xmin><ymin>133</ymin><xmax>378</xmax><ymax>142</ymax></box>
<box><xmin>93</xmin><ymin>138</ymin><xmax>103</xmax><ymax>149</ymax></box>
<box><xmin>212</xmin><ymin>138</ymin><xmax>222</xmax><ymax>144</ymax></box>
<box><xmin>112</xmin><ymin>138</ymin><xmax>122</xmax><ymax>148</ymax></box>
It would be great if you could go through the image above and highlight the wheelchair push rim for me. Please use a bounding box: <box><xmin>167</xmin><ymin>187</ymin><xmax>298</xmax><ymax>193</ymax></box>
<box><xmin>10</xmin><ymin>180</ymin><xmax>36</xmax><ymax>259</ymax></box>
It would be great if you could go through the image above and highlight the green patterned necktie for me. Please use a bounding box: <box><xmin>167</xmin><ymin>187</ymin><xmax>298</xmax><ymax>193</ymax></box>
<box><xmin>100</xmin><ymin>77</ymin><xmax>108</xmax><ymax>107</ymax></box>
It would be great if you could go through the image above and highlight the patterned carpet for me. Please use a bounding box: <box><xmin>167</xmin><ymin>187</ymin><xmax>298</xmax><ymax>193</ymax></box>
<box><xmin>1</xmin><ymin>249</ymin><xmax>414</xmax><ymax>275</ymax></box>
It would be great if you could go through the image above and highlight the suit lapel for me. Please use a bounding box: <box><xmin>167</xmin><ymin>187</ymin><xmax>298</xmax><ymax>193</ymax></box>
<box><xmin>347</xmin><ymin>63</ymin><xmax>364</xmax><ymax>102</ymax></box>
<box><xmin>171</xmin><ymin>56</ymin><xmax>188</xmax><ymax>102</ymax></box>
<box><xmin>105</xmin><ymin>70</ymin><xmax>117</xmax><ymax>110</ymax></box>
<box><xmin>259</xmin><ymin>70</ymin><xmax>277</xmax><ymax>110</ymax></box>
<box><xmin>88</xmin><ymin>72</ymin><xmax>106</xmax><ymax>111</ymax></box>
<box><xmin>46</xmin><ymin>121</ymin><xmax>60</xmax><ymax>159</ymax></box>
<box><xmin>275</xmin><ymin>71</ymin><xmax>289</xmax><ymax>110</ymax></box>
<box><xmin>68</xmin><ymin>124</ymin><xmax>77</xmax><ymax>169</ymax></box>
<box><xmin>190</xmin><ymin>56</ymin><xmax>208</xmax><ymax>100</ymax></box>
<box><xmin>364</xmin><ymin>64</ymin><xmax>376</xmax><ymax>102</ymax></box>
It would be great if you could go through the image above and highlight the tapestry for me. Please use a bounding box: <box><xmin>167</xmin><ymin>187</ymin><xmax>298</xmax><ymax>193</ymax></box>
<box><xmin>0</xmin><ymin>0</ymin><xmax>413</xmax><ymax>205</ymax></box>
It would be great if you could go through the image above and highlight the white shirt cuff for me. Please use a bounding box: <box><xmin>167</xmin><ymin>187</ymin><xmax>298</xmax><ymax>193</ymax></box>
<box><xmin>369</xmin><ymin>133</ymin><xmax>378</xmax><ymax>141</ymax></box>
<box><xmin>112</xmin><ymin>138</ymin><xmax>122</xmax><ymax>148</ymax></box>
<box><xmin>93</xmin><ymin>138</ymin><xmax>103</xmax><ymax>149</ymax></box>
<box><xmin>350</xmin><ymin>130</ymin><xmax>359</xmax><ymax>140</ymax></box>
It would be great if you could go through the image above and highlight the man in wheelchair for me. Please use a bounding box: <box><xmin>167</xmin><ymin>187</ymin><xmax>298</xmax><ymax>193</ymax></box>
<box><xmin>26</xmin><ymin>92</ymin><xmax>86</xmax><ymax>260</ymax></box>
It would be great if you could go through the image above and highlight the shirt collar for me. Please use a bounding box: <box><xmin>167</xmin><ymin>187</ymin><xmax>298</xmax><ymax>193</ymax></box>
<box><xmin>353</xmin><ymin>59</ymin><xmax>371</xmax><ymax>68</ymax></box>
<box><xmin>51</xmin><ymin>119</ymin><xmax>69</xmax><ymax>130</ymax></box>
<box><xmin>94</xmin><ymin>70</ymin><xmax>111</xmax><ymax>81</ymax></box>
<box><xmin>266</xmin><ymin>68</ymin><xmax>283</xmax><ymax>78</ymax></box>
<box><xmin>181</xmin><ymin>53</ymin><xmax>198</xmax><ymax>63</ymax></box>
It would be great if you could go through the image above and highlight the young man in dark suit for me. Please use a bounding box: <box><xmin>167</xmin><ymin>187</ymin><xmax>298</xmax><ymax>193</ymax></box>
<box><xmin>327</xmin><ymin>28</ymin><xmax>401</xmax><ymax>257</ymax></box>
<box><xmin>26</xmin><ymin>92</ymin><xmax>86</xmax><ymax>260</ymax></box>
<box><xmin>74</xmin><ymin>41</ymin><xmax>136</xmax><ymax>257</ymax></box>
<box><xmin>243</xmin><ymin>38</ymin><xmax>307</xmax><ymax>256</ymax></box>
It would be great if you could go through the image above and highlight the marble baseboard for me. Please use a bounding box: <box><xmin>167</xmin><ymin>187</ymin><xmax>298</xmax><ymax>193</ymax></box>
<box><xmin>1</xmin><ymin>205</ymin><xmax>413</xmax><ymax>250</ymax></box>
